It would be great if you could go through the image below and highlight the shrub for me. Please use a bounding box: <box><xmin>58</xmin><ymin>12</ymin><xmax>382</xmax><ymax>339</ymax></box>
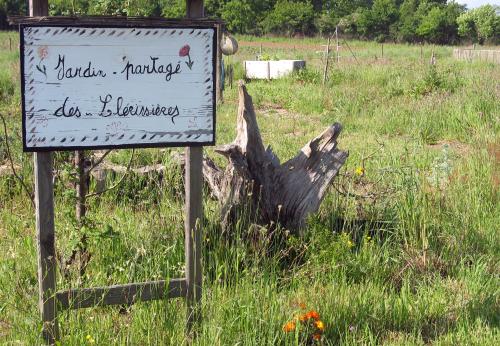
<box><xmin>220</xmin><ymin>0</ymin><xmax>255</xmax><ymax>34</ymax></box>
<box><xmin>416</xmin><ymin>2</ymin><xmax>463</xmax><ymax>44</ymax></box>
<box><xmin>290</xmin><ymin>67</ymin><xmax>321</xmax><ymax>85</ymax></box>
<box><xmin>408</xmin><ymin>65</ymin><xmax>463</xmax><ymax>97</ymax></box>
<box><xmin>457</xmin><ymin>5</ymin><xmax>500</xmax><ymax>44</ymax></box>
<box><xmin>261</xmin><ymin>0</ymin><xmax>315</xmax><ymax>36</ymax></box>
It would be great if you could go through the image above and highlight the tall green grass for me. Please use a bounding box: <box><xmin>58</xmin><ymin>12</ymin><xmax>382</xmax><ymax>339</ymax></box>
<box><xmin>0</xmin><ymin>31</ymin><xmax>499</xmax><ymax>345</ymax></box>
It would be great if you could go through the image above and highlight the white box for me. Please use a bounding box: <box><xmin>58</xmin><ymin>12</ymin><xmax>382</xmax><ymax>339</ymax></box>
<box><xmin>244</xmin><ymin>60</ymin><xmax>306</xmax><ymax>79</ymax></box>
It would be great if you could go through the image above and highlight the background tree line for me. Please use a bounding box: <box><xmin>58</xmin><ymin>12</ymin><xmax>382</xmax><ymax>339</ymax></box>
<box><xmin>1</xmin><ymin>0</ymin><xmax>499</xmax><ymax>44</ymax></box>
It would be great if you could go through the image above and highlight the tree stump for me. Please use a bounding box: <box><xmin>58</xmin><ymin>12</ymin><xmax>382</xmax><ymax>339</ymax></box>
<box><xmin>203</xmin><ymin>81</ymin><xmax>348</xmax><ymax>232</ymax></box>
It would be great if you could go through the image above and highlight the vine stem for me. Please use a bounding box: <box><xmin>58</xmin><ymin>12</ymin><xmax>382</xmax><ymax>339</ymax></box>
<box><xmin>0</xmin><ymin>112</ymin><xmax>35</xmax><ymax>208</ymax></box>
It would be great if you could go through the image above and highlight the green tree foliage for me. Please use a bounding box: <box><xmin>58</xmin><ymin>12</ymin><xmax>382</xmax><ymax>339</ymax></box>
<box><xmin>397</xmin><ymin>0</ymin><xmax>420</xmax><ymax>42</ymax></box>
<box><xmin>87</xmin><ymin>0</ymin><xmax>162</xmax><ymax>16</ymax></box>
<box><xmin>355</xmin><ymin>0</ymin><xmax>398</xmax><ymax>41</ymax></box>
<box><xmin>0</xmin><ymin>0</ymin><xmax>496</xmax><ymax>45</ymax></box>
<box><xmin>457</xmin><ymin>4</ymin><xmax>499</xmax><ymax>44</ymax></box>
<box><xmin>327</xmin><ymin>0</ymin><xmax>372</xmax><ymax>18</ymax></box>
<box><xmin>315</xmin><ymin>11</ymin><xmax>337</xmax><ymax>35</ymax></box>
<box><xmin>220</xmin><ymin>1</ymin><xmax>255</xmax><ymax>34</ymax></box>
<box><xmin>416</xmin><ymin>1</ymin><xmax>463</xmax><ymax>44</ymax></box>
<box><xmin>261</xmin><ymin>1</ymin><xmax>315</xmax><ymax>36</ymax></box>
<box><xmin>0</xmin><ymin>0</ymin><xmax>25</xmax><ymax>29</ymax></box>
<box><xmin>161</xmin><ymin>0</ymin><xmax>185</xmax><ymax>18</ymax></box>
<box><xmin>49</xmin><ymin>0</ymin><xmax>89</xmax><ymax>15</ymax></box>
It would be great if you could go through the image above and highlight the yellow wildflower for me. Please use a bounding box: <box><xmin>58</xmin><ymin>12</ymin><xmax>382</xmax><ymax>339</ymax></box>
<box><xmin>355</xmin><ymin>166</ymin><xmax>365</xmax><ymax>176</ymax></box>
<box><xmin>314</xmin><ymin>320</ymin><xmax>325</xmax><ymax>331</ymax></box>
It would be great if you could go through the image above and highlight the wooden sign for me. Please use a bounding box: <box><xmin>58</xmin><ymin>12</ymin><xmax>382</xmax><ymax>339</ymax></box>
<box><xmin>20</xmin><ymin>24</ymin><xmax>216</xmax><ymax>151</ymax></box>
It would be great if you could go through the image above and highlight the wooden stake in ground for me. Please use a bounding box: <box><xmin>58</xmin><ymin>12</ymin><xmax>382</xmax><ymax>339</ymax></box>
<box><xmin>203</xmin><ymin>81</ymin><xmax>348</xmax><ymax>233</ymax></box>
<box><xmin>336</xmin><ymin>25</ymin><xmax>340</xmax><ymax>63</ymax></box>
<box><xmin>30</xmin><ymin>1</ymin><xmax>58</xmax><ymax>344</ymax></box>
<box><xmin>34</xmin><ymin>152</ymin><xmax>58</xmax><ymax>344</ymax></box>
<box><xmin>322</xmin><ymin>36</ymin><xmax>331</xmax><ymax>85</ymax></box>
<box><xmin>185</xmin><ymin>0</ymin><xmax>204</xmax><ymax>336</ymax></box>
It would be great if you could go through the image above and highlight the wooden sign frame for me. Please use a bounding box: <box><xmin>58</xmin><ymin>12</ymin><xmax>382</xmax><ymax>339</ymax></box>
<box><xmin>20</xmin><ymin>21</ymin><xmax>217</xmax><ymax>152</ymax></box>
<box><xmin>18</xmin><ymin>0</ymin><xmax>213</xmax><ymax>343</ymax></box>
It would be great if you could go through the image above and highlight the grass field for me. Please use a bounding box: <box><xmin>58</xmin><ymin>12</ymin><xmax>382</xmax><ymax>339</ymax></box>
<box><xmin>0</xmin><ymin>31</ymin><xmax>499</xmax><ymax>345</ymax></box>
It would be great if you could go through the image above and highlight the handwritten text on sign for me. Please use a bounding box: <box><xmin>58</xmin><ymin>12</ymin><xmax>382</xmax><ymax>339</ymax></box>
<box><xmin>21</xmin><ymin>25</ymin><xmax>216</xmax><ymax>151</ymax></box>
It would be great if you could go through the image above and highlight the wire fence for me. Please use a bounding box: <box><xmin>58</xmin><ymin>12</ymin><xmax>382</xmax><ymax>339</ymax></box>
<box><xmin>453</xmin><ymin>48</ymin><xmax>500</xmax><ymax>64</ymax></box>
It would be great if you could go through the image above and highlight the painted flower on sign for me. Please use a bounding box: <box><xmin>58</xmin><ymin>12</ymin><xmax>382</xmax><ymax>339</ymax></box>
<box><xmin>179</xmin><ymin>44</ymin><xmax>194</xmax><ymax>70</ymax></box>
<box><xmin>106</xmin><ymin>121</ymin><xmax>126</xmax><ymax>136</ymax></box>
<box><xmin>37</xmin><ymin>46</ymin><xmax>49</xmax><ymax>59</ymax></box>
<box><xmin>179</xmin><ymin>44</ymin><xmax>190</xmax><ymax>57</ymax></box>
<box><xmin>36</xmin><ymin>46</ymin><xmax>48</xmax><ymax>78</ymax></box>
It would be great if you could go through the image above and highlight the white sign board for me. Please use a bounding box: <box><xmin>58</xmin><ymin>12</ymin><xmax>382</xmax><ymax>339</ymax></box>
<box><xmin>21</xmin><ymin>24</ymin><xmax>216</xmax><ymax>151</ymax></box>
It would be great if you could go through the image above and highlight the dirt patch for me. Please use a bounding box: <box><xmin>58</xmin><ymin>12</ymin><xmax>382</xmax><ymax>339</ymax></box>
<box><xmin>487</xmin><ymin>143</ymin><xmax>500</xmax><ymax>165</ymax></box>
<box><xmin>391</xmin><ymin>248</ymin><xmax>450</xmax><ymax>292</ymax></box>
<box><xmin>0</xmin><ymin>320</ymin><xmax>11</xmax><ymax>338</ymax></box>
<box><xmin>239</xmin><ymin>40</ymin><xmax>365</xmax><ymax>52</ymax></box>
<box><xmin>487</xmin><ymin>143</ymin><xmax>499</xmax><ymax>189</ymax></box>
<box><xmin>239</xmin><ymin>41</ymin><xmax>323</xmax><ymax>51</ymax></box>
<box><xmin>259</xmin><ymin>106</ymin><xmax>289</xmax><ymax>118</ymax></box>
<box><xmin>0</xmin><ymin>163</ymin><xmax>19</xmax><ymax>177</ymax></box>
<box><xmin>257</xmin><ymin>103</ymin><xmax>300</xmax><ymax>119</ymax></box>
<box><xmin>427</xmin><ymin>140</ymin><xmax>472</xmax><ymax>156</ymax></box>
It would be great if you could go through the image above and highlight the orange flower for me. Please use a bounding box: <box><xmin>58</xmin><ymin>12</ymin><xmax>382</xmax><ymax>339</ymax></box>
<box><xmin>314</xmin><ymin>320</ymin><xmax>325</xmax><ymax>331</ymax></box>
<box><xmin>299</xmin><ymin>302</ymin><xmax>307</xmax><ymax>309</ymax></box>
<box><xmin>306</xmin><ymin>310</ymin><xmax>320</xmax><ymax>320</ymax></box>
<box><xmin>298</xmin><ymin>313</ymin><xmax>308</xmax><ymax>322</ymax></box>
<box><xmin>313</xmin><ymin>333</ymin><xmax>322</xmax><ymax>341</ymax></box>
<box><xmin>283</xmin><ymin>321</ymin><xmax>296</xmax><ymax>332</ymax></box>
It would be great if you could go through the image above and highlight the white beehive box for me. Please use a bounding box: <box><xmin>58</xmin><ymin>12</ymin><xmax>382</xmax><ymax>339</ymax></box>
<box><xmin>244</xmin><ymin>60</ymin><xmax>306</xmax><ymax>79</ymax></box>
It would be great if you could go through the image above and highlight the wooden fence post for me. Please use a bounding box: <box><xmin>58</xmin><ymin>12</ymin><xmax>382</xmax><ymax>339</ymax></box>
<box><xmin>185</xmin><ymin>0</ymin><xmax>204</xmax><ymax>336</ymax></box>
<box><xmin>30</xmin><ymin>1</ymin><xmax>58</xmax><ymax>344</ymax></box>
<box><xmin>184</xmin><ymin>147</ymin><xmax>203</xmax><ymax>334</ymax></box>
<box><xmin>35</xmin><ymin>153</ymin><xmax>58</xmax><ymax>344</ymax></box>
<box><xmin>228</xmin><ymin>64</ymin><xmax>233</xmax><ymax>89</ymax></box>
<box><xmin>335</xmin><ymin>25</ymin><xmax>339</xmax><ymax>63</ymax></box>
<box><xmin>322</xmin><ymin>36</ymin><xmax>331</xmax><ymax>85</ymax></box>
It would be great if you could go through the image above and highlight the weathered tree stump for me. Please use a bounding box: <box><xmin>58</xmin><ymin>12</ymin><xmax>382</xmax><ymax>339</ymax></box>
<box><xmin>203</xmin><ymin>81</ymin><xmax>348</xmax><ymax>232</ymax></box>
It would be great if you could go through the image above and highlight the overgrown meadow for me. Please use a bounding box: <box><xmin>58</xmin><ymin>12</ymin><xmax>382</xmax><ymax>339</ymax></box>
<box><xmin>1</xmin><ymin>32</ymin><xmax>499</xmax><ymax>345</ymax></box>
